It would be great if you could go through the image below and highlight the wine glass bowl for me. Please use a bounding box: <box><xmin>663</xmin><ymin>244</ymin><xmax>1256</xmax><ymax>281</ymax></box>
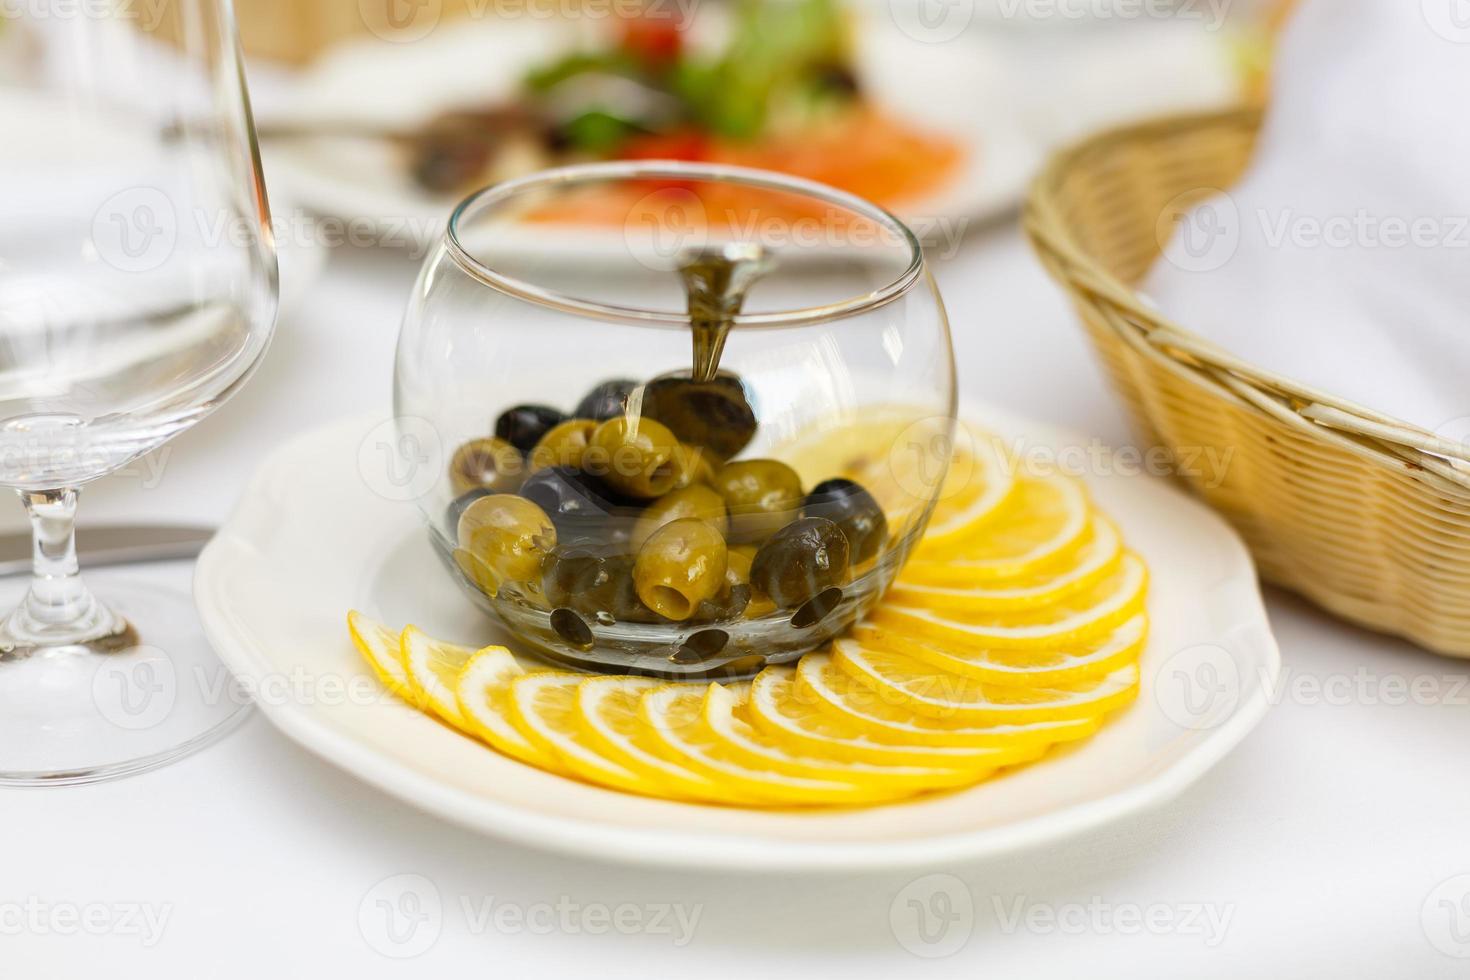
<box><xmin>395</xmin><ymin>163</ymin><xmax>955</xmax><ymax>678</ymax></box>
<box><xmin>0</xmin><ymin>2</ymin><xmax>277</xmax><ymax>782</ymax></box>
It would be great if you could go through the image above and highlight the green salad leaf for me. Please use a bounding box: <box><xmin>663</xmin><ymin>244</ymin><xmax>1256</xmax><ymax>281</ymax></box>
<box><xmin>523</xmin><ymin>0</ymin><xmax>856</xmax><ymax>147</ymax></box>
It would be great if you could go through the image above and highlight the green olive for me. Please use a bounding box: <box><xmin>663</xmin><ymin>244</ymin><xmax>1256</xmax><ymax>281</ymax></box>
<box><xmin>750</xmin><ymin>516</ymin><xmax>850</xmax><ymax>609</ymax></box>
<box><xmin>527</xmin><ymin>419</ymin><xmax>597</xmax><ymax>472</ymax></box>
<box><xmin>634</xmin><ymin>518</ymin><xmax>727</xmax><ymax>621</ymax></box>
<box><xmin>456</xmin><ymin>494</ymin><xmax>556</xmax><ymax>597</ymax></box>
<box><xmin>630</xmin><ymin>484</ymin><xmax>729</xmax><ymax>550</ymax></box>
<box><xmin>588</xmin><ymin>416</ymin><xmax>681</xmax><ymax>499</ymax></box>
<box><xmin>724</xmin><ymin>546</ymin><xmax>753</xmax><ymax>589</ymax></box>
<box><xmin>690</xmin><ymin>538</ymin><xmax>754</xmax><ymax>621</ymax></box>
<box><xmin>713</xmin><ymin>459</ymin><xmax>804</xmax><ymax>544</ymax></box>
<box><xmin>449</xmin><ymin>437</ymin><xmax>525</xmax><ymax>495</ymax></box>
<box><xmin>453</xmin><ymin>547</ymin><xmax>498</xmax><ymax>598</ymax></box>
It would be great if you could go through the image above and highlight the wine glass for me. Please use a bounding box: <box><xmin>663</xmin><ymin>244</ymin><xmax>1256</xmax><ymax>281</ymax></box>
<box><xmin>395</xmin><ymin>162</ymin><xmax>955</xmax><ymax>678</ymax></box>
<box><xmin>0</xmin><ymin>1</ymin><xmax>277</xmax><ymax>782</ymax></box>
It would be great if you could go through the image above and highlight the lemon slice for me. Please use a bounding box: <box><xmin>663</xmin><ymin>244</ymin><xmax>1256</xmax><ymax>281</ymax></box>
<box><xmin>347</xmin><ymin>611</ymin><xmax>420</xmax><ymax>706</ymax></box>
<box><xmin>795</xmin><ymin>652</ymin><xmax>1106</xmax><ymax>747</ymax></box>
<box><xmin>917</xmin><ymin>434</ymin><xmax>1019</xmax><ymax>549</ymax></box>
<box><xmin>832</xmin><ymin>642</ymin><xmax>1141</xmax><ymax>724</ymax></box>
<box><xmin>747</xmin><ymin>667</ymin><xmax>1048</xmax><ymax>768</ymax></box>
<box><xmin>870</xmin><ymin>553</ymin><xmax>1148</xmax><ymax>650</ymax></box>
<box><xmin>851</xmin><ymin>613</ymin><xmax>1147</xmax><ymax>688</ymax></box>
<box><xmin>890</xmin><ymin>518</ymin><xmax>1124</xmax><ymax>613</ymax></box>
<box><xmin>508</xmin><ymin>672</ymin><xmax>652</xmax><ymax>795</ymax></box>
<box><xmin>700</xmin><ymin>683</ymin><xmax>984</xmax><ymax>792</ymax></box>
<box><xmin>401</xmin><ymin>626</ymin><xmax>475</xmax><ymax>727</ymax></box>
<box><xmin>907</xmin><ymin>475</ymin><xmax>1091</xmax><ymax>580</ymax></box>
<box><xmin>578</xmin><ymin>676</ymin><xmax>762</xmax><ymax>805</ymax></box>
<box><xmin>639</xmin><ymin>684</ymin><xmax>912</xmax><ymax>806</ymax></box>
<box><xmin>772</xmin><ymin>411</ymin><xmax>1016</xmax><ymax>533</ymax></box>
<box><xmin>454</xmin><ymin>647</ymin><xmax>565</xmax><ymax>772</ymax></box>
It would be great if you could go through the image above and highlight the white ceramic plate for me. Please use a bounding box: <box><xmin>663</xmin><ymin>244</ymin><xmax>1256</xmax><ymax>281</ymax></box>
<box><xmin>196</xmin><ymin>409</ymin><xmax>1279</xmax><ymax>872</ymax></box>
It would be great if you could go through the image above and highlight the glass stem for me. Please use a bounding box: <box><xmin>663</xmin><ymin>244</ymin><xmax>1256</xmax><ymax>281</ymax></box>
<box><xmin>0</xmin><ymin>488</ymin><xmax>123</xmax><ymax>654</ymax></box>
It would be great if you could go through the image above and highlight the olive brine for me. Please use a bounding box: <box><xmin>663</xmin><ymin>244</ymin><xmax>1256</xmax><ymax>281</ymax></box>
<box><xmin>447</xmin><ymin>374</ymin><xmax>890</xmax><ymax>637</ymax></box>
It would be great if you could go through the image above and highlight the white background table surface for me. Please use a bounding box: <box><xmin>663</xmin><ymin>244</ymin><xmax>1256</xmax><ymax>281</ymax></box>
<box><xmin>5</xmin><ymin>206</ymin><xmax>1470</xmax><ymax>977</ymax></box>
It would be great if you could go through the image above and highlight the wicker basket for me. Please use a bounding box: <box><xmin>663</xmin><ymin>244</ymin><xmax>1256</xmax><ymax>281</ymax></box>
<box><xmin>1024</xmin><ymin>107</ymin><xmax>1470</xmax><ymax>658</ymax></box>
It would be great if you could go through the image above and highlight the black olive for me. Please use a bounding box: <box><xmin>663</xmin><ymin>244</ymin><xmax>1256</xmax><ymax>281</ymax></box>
<box><xmin>541</xmin><ymin>542</ymin><xmax>606</xmax><ymax>608</ymax></box>
<box><xmin>642</xmin><ymin>371</ymin><xmax>757</xmax><ymax>461</ymax></box>
<box><xmin>550</xmin><ymin>607</ymin><xmax>594</xmax><ymax>649</ymax></box>
<box><xmin>604</xmin><ymin>554</ymin><xmax>660</xmax><ymax>623</ymax></box>
<box><xmin>803</xmin><ymin>477</ymin><xmax>889</xmax><ymax>564</ymax></box>
<box><xmin>791</xmin><ymin>587</ymin><xmax>844</xmax><ymax>628</ymax></box>
<box><xmin>750</xmin><ymin>517</ymin><xmax>851</xmax><ymax>609</ymax></box>
<box><xmin>694</xmin><ymin>583</ymin><xmax>750</xmax><ymax>622</ymax></box>
<box><xmin>445</xmin><ymin>487</ymin><xmax>496</xmax><ymax>536</ymax></box>
<box><xmin>494</xmin><ymin>404</ymin><xmax>567</xmax><ymax>455</ymax></box>
<box><xmin>574</xmin><ymin>378</ymin><xmax>641</xmax><ymax>421</ymax></box>
<box><xmin>518</xmin><ymin>466</ymin><xmax>636</xmax><ymax>538</ymax></box>
<box><xmin>541</xmin><ymin>547</ymin><xmax>654</xmax><ymax>622</ymax></box>
<box><xmin>672</xmin><ymin>628</ymin><xmax>730</xmax><ymax>663</ymax></box>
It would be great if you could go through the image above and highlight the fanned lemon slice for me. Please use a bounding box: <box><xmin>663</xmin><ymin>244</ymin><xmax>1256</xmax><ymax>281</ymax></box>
<box><xmin>578</xmin><ymin>676</ymin><xmax>763</xmax><ymax>805</ymax></box>
<box><xmin>917</xmin><ymin>434</ymin><xmax>1019</xmax><ymax>548</ymax></box>
<box><xmin>454</xmin><ymin>647</ymin><xmax>565</xmax><ymax>772</ymax></box>
<box><xmin>639</xmin><ymin>685</ymin><xmax>914</xmax><ymax>806</ymax></box>
<box><xmin>851</xmin><ymin>613</ymin><xmax>1147</xmax><ymax>688</ymax></box>
<box><xmin>401</xmin><ymin>626</ymin><xmax>475</xmax><ymax>727</ymax></box>
<box><xmin>870</xmin><ymin>554</ymin><xmax>1148</xmax><ymax>650</ymax></box>
<box><xmin>890</xmin><ymin>519</ymin><xmax>1124</xmax><ymax>613</ymax></box>
<box><xmin>832</xmin><ymin>643</ymin><xmax>1142</xmax><ymax>724</ymax></box>
<box><xmin>774</xmin><ymin>413</ymin><xmax>1017</xmax><ymax>534</ymax></box>
<box><xmin>347</xmin><ymin>611</ymin><xmax>420</xmax><ymax>706</ymax></box>
<box><xmin>906</xmin><ymin>475</ymin><xmax>1091</xmax><ymax>581</ymax></box>
<box><xmin>508</xmin><ymin>672</ymin><xmax>652</xmax><ymax>795</ymax></box>
<box><xmin>699</xmin><ymin>684</ymin><xmax>984</xmax><ymax>791</ymax></box>
<box><xmin>795</xmin><ymin>652</ymin><xmax>1105</xmax><ymax>747</ymax></box>
<box><xmin>747</xmin><ymin>667</ymin><xmax>1048</xmax><ymax>768</ymax></box>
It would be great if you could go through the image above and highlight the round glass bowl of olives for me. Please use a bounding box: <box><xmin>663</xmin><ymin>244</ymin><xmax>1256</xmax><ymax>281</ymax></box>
<box><xmin>394</xmin><ymin>162</ymin><xmax>955</xmax><ymax>678</ymax></box>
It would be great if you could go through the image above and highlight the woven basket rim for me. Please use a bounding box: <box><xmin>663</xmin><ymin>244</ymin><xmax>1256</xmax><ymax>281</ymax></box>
<box><xmin>1023</xmin><ymin>106</ymin><xmax>1470</xmax><ymax>495</ymax></box>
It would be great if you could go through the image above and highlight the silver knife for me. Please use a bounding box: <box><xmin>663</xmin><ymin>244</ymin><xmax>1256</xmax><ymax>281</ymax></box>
<box><xmin>0</xmin><ymin>525</ymin><xmax>215</xmax><ymax>577</ymax></box>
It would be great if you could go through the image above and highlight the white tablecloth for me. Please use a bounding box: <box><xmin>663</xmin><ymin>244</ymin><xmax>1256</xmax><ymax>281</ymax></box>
<box><xmin>5</xmin><ymin>220</ymin><xmax>1470</xmax><ymax>978</ymax></box>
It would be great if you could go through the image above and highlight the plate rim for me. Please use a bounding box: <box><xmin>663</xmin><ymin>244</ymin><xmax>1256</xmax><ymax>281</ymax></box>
<box><xmin>196</xmin><ymin>411</ymin><xmax>1279</xmax><ymax>873</ymax></box>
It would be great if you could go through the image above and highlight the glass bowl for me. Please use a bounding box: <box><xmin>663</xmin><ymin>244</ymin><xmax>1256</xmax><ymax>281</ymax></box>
<box><xmin>394</xmin><ymin>161</ymin><xmax>955</xmax><ymax>678</ymax></box>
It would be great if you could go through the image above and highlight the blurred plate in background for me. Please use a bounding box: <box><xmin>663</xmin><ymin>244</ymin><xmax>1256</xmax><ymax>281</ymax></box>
<box><xmin>261</xmin><ymin>8</ymin><xmax>1240</xmax><ymax>249</ymax></box>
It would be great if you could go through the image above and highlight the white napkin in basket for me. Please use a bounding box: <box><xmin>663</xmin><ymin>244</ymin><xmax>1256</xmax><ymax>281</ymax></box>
<box><xmin>1141</xmin><ymin>0</ymin><xmax>1470</xmax><ymax>441</ymax></box>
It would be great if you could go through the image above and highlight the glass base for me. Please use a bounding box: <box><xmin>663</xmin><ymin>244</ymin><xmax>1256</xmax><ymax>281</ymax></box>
<box><xmin>432</xmin><ymin>519</ymin><xmax>926</xmax><ymax>680</ymax></box>
<box><xmin>0</xmin><ymin>571</ymin><xmax>250</xmax><ymax>785</ymax></box>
